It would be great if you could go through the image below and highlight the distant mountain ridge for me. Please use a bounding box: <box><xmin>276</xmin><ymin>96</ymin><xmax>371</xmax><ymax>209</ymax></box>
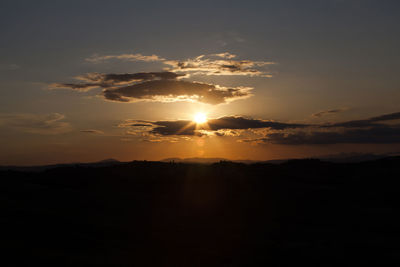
<box><xmin>0</xmin><ymin>158</ymin><xmax>122</xmax><ymax>172</ymax></box>
<box><xmin>1</xmin><ymin>153</ymin><xmax>400</xmax><ymax>172</ymax></box>
<box><xmin>161</xmin><ymin>152</ymin><xmax>400</xmax><ymax>164</ymax></box>
<box><xmin>162</xmin><ymin>157</ymin><xmax>230</xmax><ymax>163</ymax></box>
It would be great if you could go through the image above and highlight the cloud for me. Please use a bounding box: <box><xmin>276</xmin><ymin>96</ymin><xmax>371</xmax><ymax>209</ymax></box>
<box><xmin>102</xmin><ymin>80</ymin><xmax>252</xmax><ymax>104</ymax></box>
<box><xmin>242</xmin><ymin>111</ymin><xmax>400</xmax><ymax>145</ymax></box>
<box><xmin>312</xmin><ymin>108</ymin><xmax>347</xmax><ymax>117</ymax></box>
<box><xmin>130</xmin><ymin>123</ymin><xmax>153</xmax><ymax>127</ymax></box>
<box><xmin>0</xmin><ymin>113</ymin><xmax>72</xmax><ymax>134</ymax></box>
<box><xmin>77</xmin><ymin>72</ymin><xmax>185</xmax><ymax>83</ymax></box>
<box><xmin>328</xmin><ymin>111</ymin><xmax>400</xmax><ymax>128</ymax></box>
<box><xmin>123</xmin><ymin>116</ymin><xmax>307</xmax><ymax>136</ymax></box>
<box><xmin>368</xmin><ymin>112</ymin><xmax>400</xmax><ymax>122</ymax></box>
<box><xmin>212</xmin><ymin>52</ymin><xmax>237</xmax><ymax>59</ymax></box>
<box><xmin>52</xmin><ymin>71</ymin><xmax>250</xmax><ymax>104</ymax></box>
<box><xmin>163</xmin><ymin>53</ymin><xmax>274</xmax><ymax>77</ymax></box>
<box><xmin>50</xmin><ymin>71</ymin><xmax>184</xmax><ymax>91</ymax></box>
<box><xmin>83</xmin><ymin>51</ymin><xmax>273</xmax><ymax>76</ymax></box>
<box><xmin>216</xmin><ymin>32</ymin><xmax>246</xmax><ymax>47</ymax></box>
<box><xmin>120</xmin><ymin>111</ymin><xmax>400</xmax><ymax>145</ymax></box>
<box><xmin>80</xmin><ymin>129</ymin><xmax>104</xmax><ymax>134</ymax></box>
<box><xmin>85</xmin><ymin>53</ymin><xmax>164</xmax><ymax>63</ymax></box>
<box><xmin>206</xmin><ymin>116</ymin><xmax>305</xmax><ymax>130</ymax></box>
<box><xmin>257</xmin><ymin>126</ymin><xmax>400</xmax><ymax>145</ymax></box>
<box><xmin>142</xmin><ymin>136</ymin><xmax>190</xmax><ymax>143</ymax></box>
<box><xmin>53</xmin><ymin>52</ymin><xmax>274</xmax><ymax>105</ymax></box>
<box><xmin>50</xmin><ymin>83</ymin><xmax>100</xmax><ymax>92</ymax></box>
<box><xmin>117</xmin><ymin>120</ymin><xmax>154</xmax><ymax>128</ymax></box>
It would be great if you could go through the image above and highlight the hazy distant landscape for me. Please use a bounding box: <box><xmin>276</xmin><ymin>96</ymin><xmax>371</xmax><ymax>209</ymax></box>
<box><xmin>1</xmin><ymin>157</ymin><xmax>399</xmax><ymax>265</ymax></box>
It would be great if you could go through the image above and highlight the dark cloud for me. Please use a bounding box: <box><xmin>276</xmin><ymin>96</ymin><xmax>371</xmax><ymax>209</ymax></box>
<box><xmin>206</xmin><ymin>116</ymin><xmax>306</xmax><ymax>131</ymax></box>
<box><xmin>51</xmin><ymin>83</ymin><xmax>99</xmax><ymax>92</ymax></box>
<box><xmin>51</xmin><ymin>72</ymin><xmax>184</xmax><ymax>91</ymax></box>
<box><xmin>369</xmin><ymin>112</ymin><xmax>400</xmax><ymax>121</ymax></box>
<box><xmin>261</xmin><ymin>125</ymin><xmax>400</xmax><ymax>145</ymax></box>
<box><xmin>328</xmin><ymin>111</ymin><xmax>400</xmax><ymax>128</ymax></box>
<box><xmin>150</xmin><ymin>120</ymin><xmax>197</xmax><ymax>136</ymax></box>
<box><xmin>122</xmin><ymin>112</ymin><xmax>400</xmax><ymax>145</ymax></box>
<box><xmin>312</xmin><ymin>108</ymin><xmax>347</xmax><ymax>117</ymax></box>
<box><xmin>77</xmin><ymin>72</ymin><xmax>184</xmax><ymax>84</ymax></box>
<box><xmin>80</xmin><ymin>129</ymin><xmax>104</xmax><ymax>134</ymax></box>
<box><xmin>130</xmin><ymin>123</ymin><xmax>153</xmax><ymax>127</ymax></box>
<box><xmin>102</xmin><ymin>80</ymin><xmax>251</xmax><ymax>104</ymax></box>
<box><xmin>52</xmin><ymin>71</ymin><xmax>251</xmax><ymax>105</ymax></box>
<box><xmin>241</xmin><ymin>111</ymin><xmax>400</xmax><ymax>145</ymax></box>
<box><xmin>125</xmin><ymin>116</ymin><xmax>307</xmax><ymax>136</ymax></box>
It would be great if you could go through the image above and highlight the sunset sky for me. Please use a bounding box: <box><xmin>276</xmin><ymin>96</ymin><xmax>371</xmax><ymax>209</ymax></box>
<box><xmin>1</xmin><ymin>0</ymin><xmax>400</xmax><ymax>165</ymax></box>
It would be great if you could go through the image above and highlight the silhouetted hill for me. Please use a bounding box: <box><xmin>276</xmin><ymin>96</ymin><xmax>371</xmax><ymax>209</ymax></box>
<box><xmin>319</xmin><ymin>152</ymin><xmax>400</xmax><ymax>163</ymax></box>
<box><xmin>0</xmin><ymin>158</ymin><xmax>122</xmax><ymax>172</ymax></box>
<box><xmin>1</xmin><ymin>157</ymin><xmax>400</xmax><ymax>265</ymax></box>
<box><xmin>161</xmin><ymin>153</ymin><xmax>399</xmax><ymax>165</ymax></box>
<box><xmin>162</xmin><ymin>157</ymin><xmax>229</xmax><ymax>163</ymax></box>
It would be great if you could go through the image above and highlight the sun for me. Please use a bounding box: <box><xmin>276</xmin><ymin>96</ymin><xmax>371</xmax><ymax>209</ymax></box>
<box><xmin>193</xmin><ymin>112</ymin><xmax>207</xmax><ymax>124</ymax></box>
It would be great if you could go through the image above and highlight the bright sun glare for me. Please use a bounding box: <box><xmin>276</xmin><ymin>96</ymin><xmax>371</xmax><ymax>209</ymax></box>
<box><xmin>193</xmin><ymin>112</ymin><xmax>207</xmax><ymax>124</ymax></box>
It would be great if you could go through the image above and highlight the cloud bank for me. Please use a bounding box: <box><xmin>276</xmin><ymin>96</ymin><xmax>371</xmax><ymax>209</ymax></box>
<box><xmin>247</xmin><ymin>112</ymin><xmax>400</xmax><ymax>145</ymax></box>
<box><xmin>103</xmin><ymin>80</ymin><xmax>252</xmax><ymax>104</ymax></box>
<box><xmin>52</xmin><ymin>71</ymin><xmax>252</xmax><ymax>105</ymax></box>
<box><xmin>122</xmin><ymin>112</ymin><xmax>400</xmax><ymax>145</ymax></box>
<box><xmin>255</xmin><ymin>126</ymin><xmax>400</xmax><ymax>145</ymax></box>
<box><xmin>122</xmin><ymin>116</ymin><xmax>307</xmax><ymax>136</ymax></box>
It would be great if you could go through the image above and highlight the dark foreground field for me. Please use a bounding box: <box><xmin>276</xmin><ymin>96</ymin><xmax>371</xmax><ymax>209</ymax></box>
<box><xmin>1</xmin><ymin>158</ymin><xmax>400</xmax><ymax>266</ymax></box>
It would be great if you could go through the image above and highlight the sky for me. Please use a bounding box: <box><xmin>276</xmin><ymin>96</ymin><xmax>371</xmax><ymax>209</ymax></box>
<box><xmin>1</xmin><ymin>0</ymin><xmax>400</xmax><ymax>165</ymax></box>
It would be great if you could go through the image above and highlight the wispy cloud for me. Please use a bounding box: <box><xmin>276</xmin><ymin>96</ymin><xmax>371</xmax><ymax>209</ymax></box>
<box><xmin>50</xmin><ymin>83</ymin><xmax>100</xmax><ymax>92</ymax></box>
<box><xmin>0</xmin><ymin>113</ymin><xmax>72</xmax><ymax>135</ymax></box>
<box><xmin>164</xmin><ymin>53</ymin><xmax>274</xmax><ymax>77</ymax></box>
<box><xmin>80</xmin><ymin>129</ymin><xmax>104</xmax><ymax>134</ymax></box>
<box><xmin>85</xmin><ymin>53</ymin><xmax>164</xmax><ymax>63</ymax></box>
<box><xmin>85</xmin><ymin>51</ymin><xmax>274</xmax><ymax>77</ymax></box>
<box><xmin>211</xmin><ymin>52</ymin><xmax>237</xmax><ymax>59</ymax></box>
<box><xmin>216</xmin><ymin>31</ymin><xmax>246</xmax><ymax>47</ymax></box>
<box><xmin>312</xmin><ymin>108</ymin><xmax>348</xmax><ymax>117</ymax></box>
